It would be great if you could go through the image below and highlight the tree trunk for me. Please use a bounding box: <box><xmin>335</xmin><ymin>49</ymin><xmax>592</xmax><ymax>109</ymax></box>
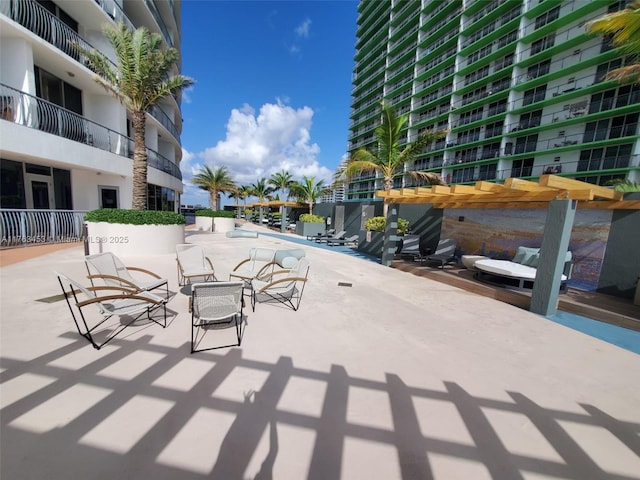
<box><xmin>131</xmin><ymin>110</ymin><xmax>148</xmax><ymax>210</ymax></box>
<box><xmin>209</xmin><ymin>190</ymin><xmax>218</xmax><ymax>211</ymax></box>
<box><xmin>308</xmin><ymin>202</ymin><xmax>313</xmax><ymax>214</ymax></box>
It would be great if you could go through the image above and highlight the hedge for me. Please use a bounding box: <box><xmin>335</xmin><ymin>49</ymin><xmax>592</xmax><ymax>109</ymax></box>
<box><xmin>84</xmin><ymin>209</ymin><xmax>186</xmax><ymax>225</ymax></box>
<box><xmin>195</xmin><ymin>209</ymin><xmax>235</xmax><ymax>218</ymax></box>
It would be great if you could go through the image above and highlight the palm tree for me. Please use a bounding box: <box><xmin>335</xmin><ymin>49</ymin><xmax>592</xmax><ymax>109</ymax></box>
<box><xmin>229</xmin><ymin>184</ymin><xmax>252</xmax><ymax>217</ymax></box>
<box><xmin>290</xmin><ymin>176</ymin><xmax>327</xmax><ymax>214</ymax></box>
<box><xmin>192</xmin><ymin>165</ymin><xmax>236</xmax><ymax>211</ymax></box>
<box><xmin>586</xmin><ymin>1</ymin><xmax>640</xmax><ymax>84</ymax></box>
<box><xmin>250</xmin><ymin>178</ymin><xmax>275</xmax><ymax>204</ymax></box>
<box><xmin>251</xmin><ymin>178</ymin><xmax>275</xmax><ymax>223</ymax></box>
<box><xmin>76</xmin><ymin>23</ymin><xmax>194</xmax><ymax>210</ymax></box>
<box><xmin>269</xmin><ymin>170</ymin><xmax>294</xmax><ymax>201</ymax></box>
<box><xmin>340</xmin><ymin>102</ymin><xmax>447</xmax><ymax>215</ymax></box>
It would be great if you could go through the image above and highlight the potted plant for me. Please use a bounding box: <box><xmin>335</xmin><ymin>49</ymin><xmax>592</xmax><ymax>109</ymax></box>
<box><xmin>84</xmin><ymin>209</ymin><xmax>185</xmax><ymax>256</ymax></box>
<box><xmin>194</xmin><ymin>209</ymin><xmax>236</xmax><ymax>232</ymax></box>
<box><xmin>295</xmin><ymin>213</ymin><xmax>326</xmax><ymax>237</ymax></box>
<box><xmin>359</xmin><ymin>216</ymin><xmax>409</xmax><ymax>257</ymax></box>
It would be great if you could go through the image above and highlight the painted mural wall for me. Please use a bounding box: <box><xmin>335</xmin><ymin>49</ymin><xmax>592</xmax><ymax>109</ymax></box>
<box><xmin>441</xmin><ymin>208</ymin><xmax>614</xmax><ymax>291</ymax></box>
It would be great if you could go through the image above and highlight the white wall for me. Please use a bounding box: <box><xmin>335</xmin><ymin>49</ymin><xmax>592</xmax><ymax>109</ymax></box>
<box><xmin>0</xmin><ymin>38</ymin><xmax>35</xmax><ymax>94</ymax></box>
<box><xmin>73</xmin><ymin>170</ymin><xmax>132</xmax><ymax>210</ymax></box>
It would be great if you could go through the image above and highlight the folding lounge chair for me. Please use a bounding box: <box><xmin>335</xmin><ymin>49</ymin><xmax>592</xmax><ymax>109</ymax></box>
<box><xmin>229</xmin><ymin>247</ymin><xmax>276</xmax><ymax>287</ymax></box>
<box><xmin>426</xmin><ymin>238</ymin><xmax>458</xmax><ymax>269</ymax></box>
<box><xmin>191</xmin><ymin>281</ymin><xmax>244</xmax><ymax>353</ymax></box>
<box><xmin>250</xmin><ymin>257</ymin><xmax>310</xmax><ymax>311</ymax></box>
<box><xmin>326</xmin><ymin>234</ymin><xmax>359</xmax><ymax>246</ymax></box>
<box><xmin>316</xmin><ymin>230</ymin><xmax>346</xmax><ymax>244</ymax></box>
<box><xmin>397</xmin><ymin>234</ymin><xmax>424</xmax><ymax>261</ymax></box>
<box><xmin>57</xmin><ymin>272</ymin><xmax>167</xmax><ymax>350</ymax></box>
<box><xmin>85</xmin><ymin>252</ymin><xmax>168</xmax><ymax>298</ymax></box>
<box><xmin>176</xmin><ymin>244</ymin><xmax>216</xmax><ymax>286</ymax></box>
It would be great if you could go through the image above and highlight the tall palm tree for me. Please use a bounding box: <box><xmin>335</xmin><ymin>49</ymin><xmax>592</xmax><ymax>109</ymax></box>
<box><xmin>269</xmin><ymin>170</ymin><xmax>294</xmax><ymax>201</ymax></box>
<box><xmin>229</xmin><ymin>184</ymin><xmax>252</xmax><ymax>214</ymax></box>
<box><xmin>587</xmin><ymin>1</ymin><xmax>640</xmax><ymax>84</ymax></box>
<box><xmin>290</xmin><ymin>176</ymin><xmax>327</xmax><ymax>214</ymax></box>
<box><xmin>76</xmin><ymin>23</ymin><xmax>194</xmax><ymax>210</ymax></box>
<box><xmin>192</xmin><ymin>165</ymin><xmax>236</xmax><ymax>211</ymax></box>
<box><xmin>340</xmin><ymin>102</ymin><xmax>447</xmax><ymax>216</ymax></box>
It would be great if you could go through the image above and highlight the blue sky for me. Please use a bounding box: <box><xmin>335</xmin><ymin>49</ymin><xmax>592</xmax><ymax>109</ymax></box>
<box><xmin>179</xmin><ymin>0</ymin><xmax>359</xmax><ymax>206</ymax></box>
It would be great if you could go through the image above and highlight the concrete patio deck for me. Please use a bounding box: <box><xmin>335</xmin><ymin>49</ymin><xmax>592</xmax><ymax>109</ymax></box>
<box><xmin>1</xmin><ymin>224</ymin><xmax>639</xmax><ymax>479</ymax></box>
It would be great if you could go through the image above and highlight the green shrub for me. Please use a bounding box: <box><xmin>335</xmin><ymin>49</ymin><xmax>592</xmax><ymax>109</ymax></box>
<box><xmin>299</xmin><ymin>213</ymin><xmax>325</xmax><ymax>223</ymax></box>
<box><xmin>84</xmin><ymin>209</ymin><xmax>185</xmax><ymax>225</ymax></box>
<box><xmin>364</xmin><ymin>216</ymin><xmax>409</xmax><ymax>234</ymax></box>
<box><xmin>195</xmin><ymin>209</ymin><xmax>235</xmax><ymax>218</ymax></box>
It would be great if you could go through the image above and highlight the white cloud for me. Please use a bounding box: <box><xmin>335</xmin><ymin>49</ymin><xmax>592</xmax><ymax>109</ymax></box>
<box><xmin>295</xmin><ymin>18</ymin><xmax>311</xmax><ymax>38</ymax></box>
<box><xmin>197</xmin><ymin>100</ymin><xmax>332</xmax><ymax>187</ymax></box>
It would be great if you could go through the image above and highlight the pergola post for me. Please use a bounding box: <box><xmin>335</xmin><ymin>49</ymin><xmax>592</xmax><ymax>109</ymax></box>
<box><xmin>280</xmin><ymin>205</ymin><xmax>287</xmax><ymax>233</ymax></box>
<box><xmin>381</xmin><ymin>202</ymin><xmax>399</xmax><ymax>267</ymax></box>
<box><xmin>530</xmin><ymin>199</ymin><xmax>577</xmax><ymax>316</ymax></box>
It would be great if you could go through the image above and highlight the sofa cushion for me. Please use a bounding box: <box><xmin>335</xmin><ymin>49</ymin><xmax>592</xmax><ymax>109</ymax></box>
<box><xmin>513</xmin><ymin>246</ymin><xmax>539</xmax><ymax>265</ymax></box>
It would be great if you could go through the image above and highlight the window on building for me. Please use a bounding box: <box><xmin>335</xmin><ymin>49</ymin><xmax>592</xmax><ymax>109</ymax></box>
<box><xmin>528</xmin><ymin>59</ymin><xmax>551</xmax><ymax>79</ymax></box>
<box><xmin>583</xmin><ymin>114</ymin><xmax>639</xmax><ymax>142</ymax></box>
<box><xmin>535</xmin><ymin>6</ymin><xmax>560</xmax><ymax>29</ymax></box>
<box><xmin>523</xmin><ymin>85</ymin><xmax>547</xmax><ymax>105</ymax></box>
<box><xmin>514</xmin><ymin>134</ymin><xmax>538</xmax><ymax>154</ymax></box>
<box><xmin>511</xmin><ymin>158</ymin><xmax>534</xmax><ymax>177</ymax></box>
<box><xmin>578</xmin><ymin>145</ymin><xmax>632</xmax><ymax>172</ymax></box>
<box><xmin>531</xmin><ymin>35</ymin><xmax>555</xmax><ymax>55</ymax></box>
<box><xmin>485</xmin><ymin>121</ymin><xmax>504</xmax><ymax>138</ymax></box>
<box><xmin>519</xmin><ymin>109</ymin><xmax>542</xmax><ymax>128</ymax></box>
<box><xmin>0</xmin><ymin>159</ymin><xmax>26</xmax><ymax>208</ymax></box>
<box><xmin>487</xmin><ymin>99</ymin><xmax>507</xmax><ymax>116</ymax></box>
<box><xmin>478</xmin><ymin>163</ymin><xmax>497</xmax><ymax>180</ymax></box>
<box><xmin>53</xmin><ymin>168</ymin><xmax>72</xmax><ymax>210</ymax></box>
<box><xmin>99</xmin><ymin>186</ymin><xmax>119</xmax><ymax>209</ymax></box>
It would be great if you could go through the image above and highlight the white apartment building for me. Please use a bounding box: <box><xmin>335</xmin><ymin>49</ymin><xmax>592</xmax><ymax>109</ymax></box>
<box><xmin>0</xmin><ymin>0</ymin><xmax>184</xmax><ymax>216</ymax></box>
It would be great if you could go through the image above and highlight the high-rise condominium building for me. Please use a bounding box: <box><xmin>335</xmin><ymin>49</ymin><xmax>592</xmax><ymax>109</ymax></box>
<box><xmin>346</xmin><ymin>0</ymin><xmax>639</xmax><ymax>201</ymax></box>
<box><xmin>0</xmin><ymin>0</ymin><xmax>184</xmax><ymax>212</ymax></box>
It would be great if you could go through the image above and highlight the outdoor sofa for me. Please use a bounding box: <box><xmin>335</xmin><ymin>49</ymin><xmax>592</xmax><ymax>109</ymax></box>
<box><xmin>473</xmin><ymin>246</ymin><xmax>573</xmax><ymax>292</ymax></box>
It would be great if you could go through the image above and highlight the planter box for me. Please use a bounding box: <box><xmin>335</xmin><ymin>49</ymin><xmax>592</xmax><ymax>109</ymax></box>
<box><xmin>357</xmin><ymin>230</ymin><xmax>384</xmax><ymax>258</ymax></box>
<box><xmin>86</xmin><ymin>222</ymin><xmax>184</xmax><ymax>256</ymax></box>
<box><xmin>357</xmin><ymin>231</ymin><xmax>401</xmax><ymax>258</ymax></box>
<box><xmin>213</xmin><ymin>217</ymin><xmax>235</xmax><ymax>233</ymax></box>
<box><xmin>295</xmin><ymin>222</ymin><xmax>325</xmax><ymax>237</ymax></box>
<box><xmin>195</xmin><ymin>216</ymin><xmax>213</xmax><ymax>231</ymax></box>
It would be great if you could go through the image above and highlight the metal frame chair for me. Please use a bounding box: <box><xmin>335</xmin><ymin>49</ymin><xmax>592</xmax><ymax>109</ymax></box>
<box><xmin>57</xmin><ymin>272</ymin><xmax>167</xmax><ymax>350</ymax></box>
<box><xmin>191</xmin><ymin>281</ymin><xmax>244</xmax><ymax>353</ymax></box>
<box><xmin>250</xmin><ymin>257</ymin><xmax>310</xmax><ymax>311</ymax></box>
<box><xmin>176</xmin><ymin>244</ymin><xmax>216</xmax><ymax>286</ymax></box>
<box><xmin>85</xmin><ymin>251</ymin><xmax>168</xmax><ymax>298</ymax></box>
<box><xmin>229</xmin><ymin>247</ymin><xmax>276</xmax><ymax>287</ymax></box>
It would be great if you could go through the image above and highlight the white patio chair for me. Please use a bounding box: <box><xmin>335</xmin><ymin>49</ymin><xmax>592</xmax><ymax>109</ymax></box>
<box><xmin>85</xmin><ymin>251</ymin><xmax>168</xmax><ymax>298</ymax></box>
<box><xmin>176</xmin><ymin>244</ymin><xmax>216</xmax><ymax>286</ymax></box>
<box><xmin>229</xmin><ymin>247</ymin><xmax>276</xmax><ymax>286</ymax></box>
<box><xmin>57</xmin><ymin>272</ymin><xmax>167</xmax><ymax>350</ymax></box>
<box><xmin>191</xmin><ymin>281</ymin><xmax>244</xmax><ymax>353</ymax></box>
<box><xmin>250</xmin><ymin>257</ymin><xmax>310</xmax><ymax>312</ymax></box>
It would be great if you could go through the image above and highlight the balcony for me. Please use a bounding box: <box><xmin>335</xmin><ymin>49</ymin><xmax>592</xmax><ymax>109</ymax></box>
<box><xmin>0</xmin><ymin>83</ymin><xmax>182</xmax><ymax>181</ymax></box>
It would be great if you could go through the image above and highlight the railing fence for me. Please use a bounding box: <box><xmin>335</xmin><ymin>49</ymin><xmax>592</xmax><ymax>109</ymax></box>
<box><xmin>0</xmin><ymin>209</ymin><xmax>88</xmax><ymax>248</ymax></box>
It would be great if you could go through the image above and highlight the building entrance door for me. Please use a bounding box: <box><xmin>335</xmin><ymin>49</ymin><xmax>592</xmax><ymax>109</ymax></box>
<box><xmin>25</xmin><ymin>173</ymin><xmax>54</xmax><ymax>209</ymax></box>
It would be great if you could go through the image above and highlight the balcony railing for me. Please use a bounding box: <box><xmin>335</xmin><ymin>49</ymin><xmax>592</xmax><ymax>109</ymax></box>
<box><xmin>1</xmin><ymin>0</ymin><xmax>94</xmax><ymax>62</ymax></box>
<box><xmin>1</xmin><ymin>0</ymin><xmax>181</xmax><ymax>142</ymax></box>
<box><xmin>0</xmin><ymin>209</ymin><xmax>87</xmax><ymax>248</ymax></box>
<box><xmin>1</xmin><ymin>83</ymin><xmax>182</xmax><ymax>180</ymax></box>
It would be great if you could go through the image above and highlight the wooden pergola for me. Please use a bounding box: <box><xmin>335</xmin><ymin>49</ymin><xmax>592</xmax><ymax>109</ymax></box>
<box><xmin>376</xmin><ymin>174</ymin><xmax>640</xmax><ymax>210</ymax></box>
<box><xmin>374</xmin><ymin>174</ymin><xmax>639</xmax><ymax>317</ymax></box>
